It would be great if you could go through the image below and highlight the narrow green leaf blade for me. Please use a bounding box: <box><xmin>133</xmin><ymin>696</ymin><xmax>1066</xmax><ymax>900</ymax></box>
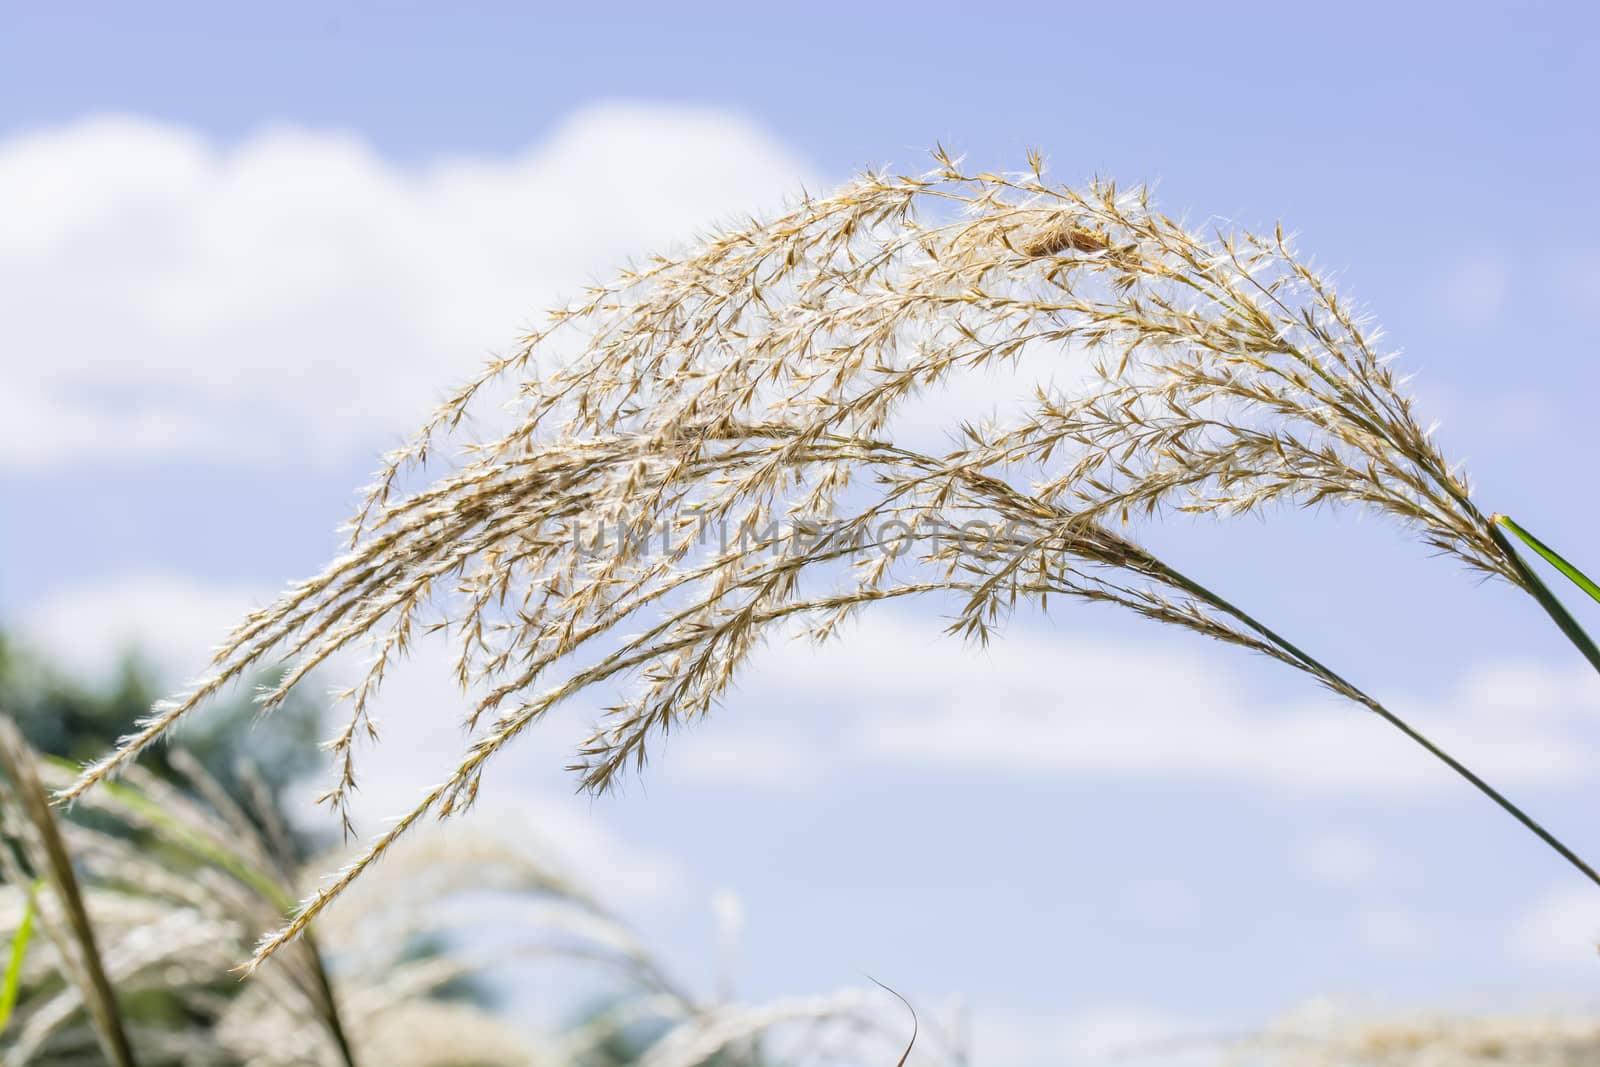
<box><xmin>0</xmin><ymin>882</ymin><xmax>40</xmax><ymax>1035</ymax></box>
<box><xmin>1496</xmin><ymin>514</ymin><xmax>1600</xmax><ymax>607</ymax></box>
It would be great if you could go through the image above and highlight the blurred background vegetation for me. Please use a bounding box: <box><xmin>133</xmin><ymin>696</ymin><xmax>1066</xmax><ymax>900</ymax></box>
<box><xmin>0</xmin><ymin>631</ymin><xmax>322</xmax><ymax>824</ymax></box>
<box><xmin>0</xmin><ymin>630</ymin><xmax>924</xmax><ymax>1067</ymax></box>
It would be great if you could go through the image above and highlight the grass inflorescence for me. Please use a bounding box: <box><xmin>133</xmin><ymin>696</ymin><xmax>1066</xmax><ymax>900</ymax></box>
<box><xmin>52</xmin><ymin>149</ymin><xmax>1600</xmax><ymax>970</ymax></box>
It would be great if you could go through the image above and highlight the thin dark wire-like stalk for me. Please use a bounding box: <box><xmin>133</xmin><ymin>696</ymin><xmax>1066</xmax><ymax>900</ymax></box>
<box><xmin>1150</xmin><ymin>563</ymin><xmax>1600</xmax><ymax>891</ymax></box>
<box><xmin>225</xmin><ymin>762</ymin><xmax>360</xmax><ymax>1067</ymax></box>
<box><xmin>952</xmin><ymin>453</ymin><xmax>1600</xmax><ymax>890</ymax></box>
<box><xmin>301</xmin><ymin>932</ymin><xmax>359</xmax><ymax>1067</ymax></box>
<box><xmin>931</xmin><ymin>452</ymin><xmax>1600</xmax><ymax>890</ymax></box>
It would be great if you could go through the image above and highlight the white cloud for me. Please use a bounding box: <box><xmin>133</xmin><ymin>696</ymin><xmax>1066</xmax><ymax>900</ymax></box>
<box><xmin>280</xmin><ymin>634</ymin><xmax>687</xmax><ymax>909</ymax></box>
<box><xmin>1297</xmin><ymin>837</ymin><xmax>1435</xmax><ymax>955</ymax></box>
<box><xmin>476</xmin><ymin>794</ymin><xmax>686</xmax><ymax>909</ymax></box>
<box><xmin>1448</xmin><ymin>658</ymin><xmax>1600</xmax><ymax>722</ymax></box>
<box><xmin>795</xmin><ymin>614</ymin><xmax>1596</xmax><ymax>793</ymax></box>
<box><xmin>29</xmin><ymin>571</ymin><xmax>1600</xmax><ymax>816</ymax></box>
<box><xmin>1296</xmin><ymin>831</ymin><xmax>1383</xmax><ymax>888</ymax></box>
<box><xmin>587</xmin><ymin>609</ymin><xmax>1600</xmax><ymax>799</ymax></box>
<box><xmin>1510</xmin><ymin>883</ymin><xmax>1600</xmax><ymax>969</ymax></box>
<box><xmin>660</xmin><ymin>729</ymin><xmax>821</xmax><ymax>788</ymax></box>
<box><xmin>1354</xmin><ymin>907</ymin><xmax>1435</xmax><ymax>956</ymax></box>
<box><xmin>0</xmin><ymin>106</ymin><xmax>814</xmax><ymax>468</ymax></box>
<box><xmin>19</xmin><ymin>570</ymin><xmax>268</xmax><ymax>682</ymax></box>
<box><xmin>594</xmin><ymin>609</ymin><xmax>1600</xmax><ymax>800</ymax></box>
<box><xmin>16</xmin><ymin>571</ymin><xmax>687</xmax><ymax>909</ymax></box>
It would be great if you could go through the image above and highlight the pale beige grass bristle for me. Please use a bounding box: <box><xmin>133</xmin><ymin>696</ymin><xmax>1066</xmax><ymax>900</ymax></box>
<box><xmin>54</xmin><ymin>149</ymin><xmax>1582</xmax><ymax>969</ymax></box>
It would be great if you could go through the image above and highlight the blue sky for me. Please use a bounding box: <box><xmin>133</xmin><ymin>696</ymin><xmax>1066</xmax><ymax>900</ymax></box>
<box><xmin>4</xmin><ymin>3</ymin><xmax>1600</xmax><ymax>1062</ymax></box>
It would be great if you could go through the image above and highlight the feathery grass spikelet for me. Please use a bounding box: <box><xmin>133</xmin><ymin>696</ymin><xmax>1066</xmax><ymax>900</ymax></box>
<box><xmin>54</xmin><ymin>150</ymin><xmax>1592</xmax><ymax>966</ymax></box>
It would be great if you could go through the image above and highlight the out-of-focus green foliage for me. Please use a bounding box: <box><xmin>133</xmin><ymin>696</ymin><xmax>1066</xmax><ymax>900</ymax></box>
<box><xmin>0</xmin><ymin>630</ymin><xmax>322</xmax><ymax>827</ymax></box>
<box><xmin>0</xmin><ymin>631</ymin><xmax>927</xmax><ymax>1067</ymax></box>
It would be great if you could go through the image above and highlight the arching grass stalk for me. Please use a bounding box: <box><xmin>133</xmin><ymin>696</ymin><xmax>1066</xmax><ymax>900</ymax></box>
<box><xmin>49</xmin><ymin>151</ymin><xmax>1600</xmax><ymax>964</ymax></box>
<box><xmin>1147</xmin><ymin>561</ymin><xmax>1600</xmax><ymax>891</ymax></box>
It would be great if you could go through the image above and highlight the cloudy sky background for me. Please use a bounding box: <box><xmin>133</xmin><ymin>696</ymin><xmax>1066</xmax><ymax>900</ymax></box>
<box><xmin>4</xmin><ymin>3</ymin><xmax>1600</xmax><ymax>1063</ymax></box>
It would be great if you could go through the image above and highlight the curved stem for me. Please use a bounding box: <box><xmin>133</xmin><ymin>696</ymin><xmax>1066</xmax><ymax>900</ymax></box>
<box><xmin>302</xmin><ymin>931</ymin><xmax>359</xmax><ymax>1067</ymax></box>
<box><xmin>0</xmin><ymin>721</ymin><xmax>140</xmax><ymax>1067</ymax></box>
<box><xmin>1150</xmin><ymin>562</ymin><xmax>1600</xmax><ymax>891</ymax></box>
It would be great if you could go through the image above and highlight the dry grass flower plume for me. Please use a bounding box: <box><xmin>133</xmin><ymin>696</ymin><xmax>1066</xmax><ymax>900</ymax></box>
<box><xmin>54</xmin><ymin>149</ymin><xmax>1600</xmax><ymax>969</ymax></box>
